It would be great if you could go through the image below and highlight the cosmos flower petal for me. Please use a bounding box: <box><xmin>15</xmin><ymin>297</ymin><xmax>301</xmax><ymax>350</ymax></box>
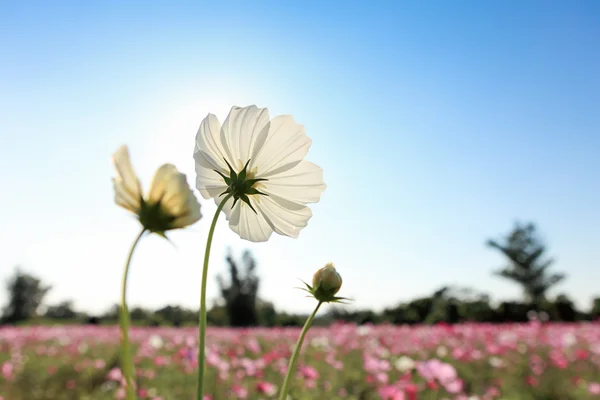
<box><xmin>147</xmin><ymin>164</ymin><xmax>179</xmax><ymax>205</ymax></box>
<box><xmin>159</xmin><ymin>172</ymin><xmax>192</xmax><ymax>215</ymax></box>
<box><xmin>263</xmin><ymin>160</ymin><xmax>326</xmax><ymax>205</ymax></box>
<box><xmin>195</xmin><ymin>163</ymin><xmax>229</xmax><ymax>200</ymax></box>
<box><xmin>194</xmin><ymin>113</ymin><xmax>229</xmax><ymax>173</ymax></box>
<box><xmin>112</xmin><ymin>145</ymin><xmax>143</xmax><ymax>212</ymax></box>
<box><xmin>220</xmin><ymin>105</ymin><xmax>270</xmax><ymax>170</ymax></box>
<box><xmin>171</xmin><ymin>193</ymin><xmax>202</xmax><ymax>228</ymax></box>
<box><xmin>228</xmin><ymin>200</ymin><xmax>274</xmax><ymax>242</ymax></box>
<box><xmin>252</xmin><ymin>115</ymin><xmax>312</xmax><ymax>177</ymax></box>
<box><xmin>113</xmin><ymin>179</ymin><xmax>141</xmax><ymax>213</ymax></box>
<box><xmin>256</xmin><ymin>195</ymin><xmax>312</xmax><ymax>238</ymax></box>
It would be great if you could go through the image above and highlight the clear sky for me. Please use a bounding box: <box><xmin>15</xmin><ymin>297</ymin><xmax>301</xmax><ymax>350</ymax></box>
<box><xmin>1</xmin><ymin>1</ymin><xmax>599</xmax><ymax>316</ymax></box>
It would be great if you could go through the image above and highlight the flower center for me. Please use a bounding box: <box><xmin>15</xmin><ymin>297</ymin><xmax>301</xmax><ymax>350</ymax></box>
<box><xmin>214</xmin><ymin>158</ymin><xmax>268</xmax><ymax>214</ymax></box>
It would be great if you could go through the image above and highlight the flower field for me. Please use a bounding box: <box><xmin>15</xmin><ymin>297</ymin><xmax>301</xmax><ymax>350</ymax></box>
<box><xmin>1</xmin><ymin>322</ymin><xmax>600</xmax><ymax>400</ymax></box>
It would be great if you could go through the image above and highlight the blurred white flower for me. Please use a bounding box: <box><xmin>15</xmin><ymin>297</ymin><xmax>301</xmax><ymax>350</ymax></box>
<box><xmin>310</xmin><ymin>336</ymin><xmax>330</xmax><ymax>348</ymax></box>
<box><xmin>148</xmin><ymin>335</ymin><xmax>164</xmax><ymax>349</ymax></box>
<box><xmin>112</xmin><ymin>145</ymin><xmax>201</xmax><ymax>233</ymax></box>
<box><xmin>194</xmin><ymin>105</ymin><xmax>326</xmax><ymax>242</ymax></box>
<box><xmin>357</xmin><ymin>326</ymin><xmax>371</xmax><ymax>336</ymax></box>
<box><xmin>489</xmin><ymin>356</ymin><xmax>504</xmax><ymax>368</ymax></box>
<box><xmin>394</xmin><ymin>356</ymin><xmax>416</xmax><ymax>372</ymax></box>
<box><xmin>563</xmin><ymin>332</ymin><xmax>577</xmax><ymax>347</ymax></box>
<box><xmin>436</xmin><ymin>345</ymin><xmax>448</xmax><ymax>358</ymax></box>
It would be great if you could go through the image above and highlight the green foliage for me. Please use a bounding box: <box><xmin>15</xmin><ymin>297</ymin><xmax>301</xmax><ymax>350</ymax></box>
<box><xmin>1</xmin><ymin>267</ymin><xmax>51</xmax><ymax>324</ymax></box>
<box><xmin>487</xmin><ymin>222</ymin><xmax>566</xmax><ymax>305</ymax></box>
<box><xmin>45</xmin><ymin>300</ymin><xmax>78</xmax><ymax>320</ymax></box>
<box><xmin>217</xmin><ymin>250</ymin><xmax>260</xmax><ymax>327</ymax></box>
<box><xmin>592</xmin><ymin>297</ymin><xmax>600</xmax><ymax>319</ymax></box>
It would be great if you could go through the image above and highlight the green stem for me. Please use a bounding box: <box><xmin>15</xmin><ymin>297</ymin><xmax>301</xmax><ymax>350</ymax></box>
<box><xmin>196</xmin><ymin>193</ymin><xmax>233</xmax><ymax>400</ymax></box>
<box><xmin>119</xmin><ymin>228</ymin><xmax>145</xmax><ymax>400</ymax></box>
<box><xmin>278</xmin><ymin>301</ymin><xmax>323</xmax><ymax>400</ymax></box>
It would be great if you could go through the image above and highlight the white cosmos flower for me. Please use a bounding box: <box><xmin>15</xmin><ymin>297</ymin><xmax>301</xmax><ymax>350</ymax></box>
<box><xmin>193</xmin><ymin>105</ymin><xmax>326</xmax><ymax>242</ymax></box>
<box><xmin>112</xmin><ymin>145</ymin><xmax>202</xmax><ymax>233</ymax></box>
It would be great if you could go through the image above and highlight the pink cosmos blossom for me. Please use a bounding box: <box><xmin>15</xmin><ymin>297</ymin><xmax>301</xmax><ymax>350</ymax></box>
<box><xmin>256</xmin><ymin>381</ymin><xmax>277</xmax><ymax>396</ymax></box>
<box><xmin>589</xmin><ymin>382</ymin><xmax>600</xmax><ymax>395</ymax></box>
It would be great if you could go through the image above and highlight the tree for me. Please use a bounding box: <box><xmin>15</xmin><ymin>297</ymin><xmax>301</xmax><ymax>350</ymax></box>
<box><xmin>554</xmin><ymin>293</ymin><xmax>576</xmax><ymax>322</ymax></box>
<box><xmin>592</xmin><ymin>297</ymin><xmax>600</xmax><ymax>319</ymax></box>
<box><xmin>217</xmin><ymin>250</ymin><xmax>259</xmax><ymax>327</ymax></box>
<box><xmin>45</xmin><ymin>300</ymin><xmax>77</xmax><ymax>320</ymax></box>
<box><xmin>1</xmin><ymin>268</ymin><xmax>51</xmax><ymax>324</ymax></box>
<box><xmin>487</xmin><ymin>222</ymin><xmax>565</xmax><ymax>306</ymax></box>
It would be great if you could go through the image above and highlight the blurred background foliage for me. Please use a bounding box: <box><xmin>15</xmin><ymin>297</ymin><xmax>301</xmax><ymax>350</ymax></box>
<box><xmin>2</xmin><ymin>222</ymin><xmax>600</xmax><ymax>328</ymax></box>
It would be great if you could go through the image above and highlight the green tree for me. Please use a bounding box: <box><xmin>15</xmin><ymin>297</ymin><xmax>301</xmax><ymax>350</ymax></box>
<box><xmin>554</xmin><ymin>293</ymin><xmax>577</xmax><ymax>322</ymax></box>
<box><xmin>1</xmin><ymin>268</ymin><xmax>51</xmax><ymax>324</ymax></box>
<box><xmin>217</xmin><ymin>250</ymin><xmax>259</xmax><ymax>327</ymax></box>
<box><xmin>592</xmin><ymin>297</ymin><xmax>600</xmax><ymax>319</ymax></box>
<box><xmin>45</xmin><ymin>300</ymin><xmax>77</xmax><ymax>320</ymax></box>
<box><xmin>487</xmin><ymin>222</ymin><xmax>565</xmax><ymax>306</ymax></box>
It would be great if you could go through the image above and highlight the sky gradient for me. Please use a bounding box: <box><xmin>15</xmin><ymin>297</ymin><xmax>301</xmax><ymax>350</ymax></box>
<box><xmin>1</xmin><ymin>1</ymin><xmax>599</xmax><ymax>315</ymax></box>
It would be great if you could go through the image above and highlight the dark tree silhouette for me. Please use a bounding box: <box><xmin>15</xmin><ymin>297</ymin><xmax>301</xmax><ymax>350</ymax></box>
<box><xmin>217</xmin><ymin>250</ymin><xmax>259</xmax><ymax>327</ymax></box>
<box><xmin>1</xmin><ymin>268</ymin><xmax>51</xmax><ymax>324</ymax></box>
<box><xmin>45</xmin><ymin>300</ymin><xmax>77</xmax><ymax>320</ymax></box>
<box><xmin>488</xmin><ymin>222</ymin><xmax>565</xmax><ymax>306</ymax></box>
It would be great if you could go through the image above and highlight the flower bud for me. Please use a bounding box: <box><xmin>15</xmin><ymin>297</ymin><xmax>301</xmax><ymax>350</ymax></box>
<box><xmin>311</xmin><ymin>263</ymin><xmax>343</xmax><ymax>302</ymax></box>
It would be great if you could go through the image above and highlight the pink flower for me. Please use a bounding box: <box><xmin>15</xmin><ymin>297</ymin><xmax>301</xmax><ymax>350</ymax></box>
<box><xmin>231</xmin><ymin>385</ymin><xmax>248</xmax><ymax>399</ymax></box>
<box><xmin>378</xmin><ymin>385</ymin><xmax>405</xmax><ymax>400</ymax></box>
<box><xmin>1</xmin><ymin>362</ymin><xmax>14</xmax><ymax>380</ymax></box>
<box><xmin>404</xmin><ymin>383</ymin><xmax>418</xmax><ymax>400</ymax></box>
<box><xmin>417</xmin><ymin>359</ymin><xmax>462</xmax><ymax>394</ymax></box>
<box><xmin>299</xmin><ymin>365</ymin><xmax>319</xmax><ymax>380</ymax></box>
<box><xmin>256</xmin><ymin>381</ymin><xmax>277</xmax><ymax>396</ymax></box>
<box><xmin>589</xmin><ymin>382</ymin><xmax>600</xmax><ymax>395</ymax></box>
<box><xmin>444</xmin><ymin>378</ymin><xmax>463</xmax><ymax>394</ymax></box>
<box><xmin>107</xmin><ymin>367</ymin><xmax>122</xmax><ymax>381</ymax></box>
<box><xmin>115</xmin><ymin>388</ymin><xmax>126</xmax><ymax>400</ymax></box>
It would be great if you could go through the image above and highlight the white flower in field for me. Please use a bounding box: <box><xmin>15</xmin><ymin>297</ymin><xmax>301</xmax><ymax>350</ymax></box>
<box><xmin>194</xmin><ymin>105</ymin><xmax>326</xmax><ymax>242</ymax></box>
<box><xmin>436</xmin><ymin>345</ymin><xmax>448</xmax><ymax>358</ymax></box>
<box><xmin>394</xmin><ymin>356</ymin><xmax>416</xmax><ymax>372</ymax></box>
<box><xmin>148</xmin><ymin>335</ymin><xmax>164</xmax><ymax>349</ymax></box>
<box><xmin>112</xmin><ymin>145</ymin><xmax>202</xmax><ymax>233</ymax></box>
<box><xmin>562</xmin><ymin>332</ymin><xmax>577</xmax><ymax>347</ymax></box>
<box><xmin>310</xmin><ymin>336</ymin><xmax>330</xmax><ymax>348</ymax></box>
<box><xmin>489</xmin><ymin>356</ymin><xmax>504</xmax><ymax>368</ymax></box>
<box><xmin>357</xmin><ymin>326</ymin><xmax>371</xmax><ymax>336</ymax></box>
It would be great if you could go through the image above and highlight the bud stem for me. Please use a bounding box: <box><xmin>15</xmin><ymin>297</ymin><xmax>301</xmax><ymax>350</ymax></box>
<box><xmin>120</xmin><ymin>228</ymin><xmax>146</xmax><ymax>400</ymax></box>
<box><xmin>196</xmin><ymin>193</ymin><xmax>234</xmax><ymax>400</ymax></box>
<box><xmin>278</xmin><ymin>301</ymin><xmax>323</xmax><ymax>400</ymax></box>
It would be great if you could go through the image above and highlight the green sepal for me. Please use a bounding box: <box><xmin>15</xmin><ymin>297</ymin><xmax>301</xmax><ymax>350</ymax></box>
<box><xmin>223</xmin><ymin>158</ymin><xmax>238</xmax><ymax>182</ymax></box>
<box><xmin>296</xmin><ymin>279</ymin><xmax>351</xmax><ymax>304</ymax></box>
<box><xmin>237</xmin><ymin>159</ymin><xmax>251</xmax><ymax>182</ymax></box>
<box><xmin>246</xmin><ymin>178</ymin><xmax>268</xmax><ymax>186</ymax></box>
<box><xmin>246</xmin><ymin>187</ymin><xmax>268</xmax><ymax>196</ymax></box>
<box><xmin>214</xmin><ymin>170</ymin><xmax>232</xmax><ymax>186</ymax></box>
<box><xmin>240</xmin><ymin>194</ymin><xmax>258</xmax><ymax>214</ymax></box>
<box><xmin>213</xmin><ymin>158</ymin><xmax>269</xmax><ymax>213</ymax></box>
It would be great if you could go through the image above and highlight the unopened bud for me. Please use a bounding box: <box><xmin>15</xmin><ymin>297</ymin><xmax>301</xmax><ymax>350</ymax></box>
<box><xmin>311</xmin><ymin>263</ymin><xmax>343</xmax><ymax>301</ymax></box>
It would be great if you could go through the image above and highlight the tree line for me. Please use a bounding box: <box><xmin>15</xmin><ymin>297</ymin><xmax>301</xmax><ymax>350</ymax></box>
<box><xmin>2</xmin><ymin>222</ymin><xmax>600</xmax><ymax>327</ymax></box>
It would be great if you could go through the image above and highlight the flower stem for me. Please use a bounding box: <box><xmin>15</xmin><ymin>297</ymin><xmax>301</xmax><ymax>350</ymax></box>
<box><xmin>278</xmin><ymin>301</ymin><xmax>323</xmax><ymax>400</ymax></box>
<box><xmin>119</xmin><ymin>228</ymin><xmax>145</xmax><ymax>400</ymax></box>
<box><xmin>196</xmin><ymin>193</ymin><xmax>233</xmax><ymax>400</ymax></box>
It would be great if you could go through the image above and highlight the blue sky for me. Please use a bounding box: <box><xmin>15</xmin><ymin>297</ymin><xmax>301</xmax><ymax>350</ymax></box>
<box><xmin>1</xmin><ymin>1</ymin><xmax>598</xmax><ymax>315</ymax></box>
